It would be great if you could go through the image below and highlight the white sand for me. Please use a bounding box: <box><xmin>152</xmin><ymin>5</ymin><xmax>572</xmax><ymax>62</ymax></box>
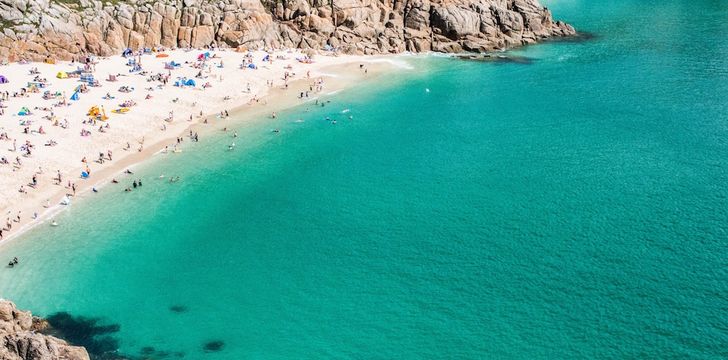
<box><xmin>0</xmin><ymin>48</ymin><xmax>381</xmax><ymax>243</ymax></box>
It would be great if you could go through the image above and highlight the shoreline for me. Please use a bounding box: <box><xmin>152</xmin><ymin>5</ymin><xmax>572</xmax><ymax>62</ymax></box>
<box><xmin>0</xmin><ymin>52</ymin><xmax>404</xmax><ymax>247</ymax></box>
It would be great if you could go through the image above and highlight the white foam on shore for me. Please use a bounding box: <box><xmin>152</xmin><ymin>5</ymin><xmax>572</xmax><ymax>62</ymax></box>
<box><xmin>361</xmin><ymin>57</ymin><xmax>414</xmax><ymax>70</ymax></box>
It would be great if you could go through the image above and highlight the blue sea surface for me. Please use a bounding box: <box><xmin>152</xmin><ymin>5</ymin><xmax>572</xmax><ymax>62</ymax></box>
<box><xmin>1</xmin><ymin>0</ymin><xmax>727</xmax><ymax>358</ymax></box>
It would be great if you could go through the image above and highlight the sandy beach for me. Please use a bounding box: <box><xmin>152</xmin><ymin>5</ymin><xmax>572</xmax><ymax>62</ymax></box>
<box><xmin>0</xmin><ymin>48</ymin><xmax>395</xmax><ymax>243</ymax></box>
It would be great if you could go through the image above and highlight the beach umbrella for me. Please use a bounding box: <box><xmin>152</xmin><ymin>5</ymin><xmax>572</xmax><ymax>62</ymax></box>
<box><xmin>156</xmin><ymin>53</ymin><xmax>169</xmax><ymax>58</ymax></box>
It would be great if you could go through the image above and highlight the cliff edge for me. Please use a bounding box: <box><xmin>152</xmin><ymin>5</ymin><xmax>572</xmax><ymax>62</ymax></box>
<box><xmin>0</xmin><ymin>0</ymin><xmax>574</xmax><ymax>60</ymax></box>
<box><xmin>0</xmin><ymin>300</ymin><xmax>89</xmax><ymax>360</ymax></box>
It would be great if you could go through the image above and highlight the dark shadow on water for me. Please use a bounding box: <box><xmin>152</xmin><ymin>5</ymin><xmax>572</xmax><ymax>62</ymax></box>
<box><xmin>547</xmin><ymin>31</ymin><xmax>598</xmax><ymax>43</ymax></box>
<box><xmin>44</xmin><ymin>312</ymin><xmax>122</xmax><ymax>359</ymax></box>
<box><xmin>456</xmin><ymin>53</ymin><xmax>534</xmax><ymax>64</ymax></box>
<box><xmin>203</xmin><ymin>340</ymin><xmax>225</xmax><ymax>353</ymax></box>
<box><xmin>169</xmin><ymin>305</ymin><xmax>188</xmax><ymax>313</ymax></box>
<box><xmin>42</xmin><ymin>311</ymin><xmax>188</xmax><ymax>360</ymax></box>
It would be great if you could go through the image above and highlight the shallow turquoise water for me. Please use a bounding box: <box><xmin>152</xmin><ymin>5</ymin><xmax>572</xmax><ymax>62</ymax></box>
<box><xmin>1</xmin><ymin>0</ymin><xmax>728</xmax><ymax>358</ymax></box>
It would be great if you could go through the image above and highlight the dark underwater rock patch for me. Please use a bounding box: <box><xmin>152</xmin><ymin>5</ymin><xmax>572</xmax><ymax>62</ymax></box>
<box><xmin>169</xmin><ymin>305</ymin><xmax>188</xmax><ymax>313</ymax></box>
<box><xmin>43</xmin><ymin>312</ymin><xmax>121</xmax><ymax>358</ymax></box>
<box><xmin>456</xmin><ymin>53</ymin><xmax>534</xmax><ymax>64</ymax></box>
<box><xmin>202</xmin><ymin>340</ymin><xmax>225</xmax><ymax>353</ymax></box>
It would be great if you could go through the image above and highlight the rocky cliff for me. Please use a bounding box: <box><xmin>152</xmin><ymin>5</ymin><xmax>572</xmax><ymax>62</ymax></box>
<box><xmin>0</xmin><ymin>300</ymin><xmax>89</xmax><ymax>360</ymax></box>
<box><xmin>0</xmin><ymin>0</ymin><xmax>573</xmax><ymax>60</ymax></box>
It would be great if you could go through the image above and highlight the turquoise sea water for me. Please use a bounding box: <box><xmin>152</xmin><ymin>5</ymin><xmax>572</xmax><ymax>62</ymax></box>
<box><xmin>1</xmin><ymin>0</ymin><xmax>727</xmax><ymax>358</ymax></box>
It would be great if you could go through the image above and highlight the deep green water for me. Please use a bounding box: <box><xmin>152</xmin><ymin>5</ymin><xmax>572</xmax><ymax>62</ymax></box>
<box><xmin>1</xmin><ymin>0</ymin><xmax>727</xmax><ymax>358</ymax></box>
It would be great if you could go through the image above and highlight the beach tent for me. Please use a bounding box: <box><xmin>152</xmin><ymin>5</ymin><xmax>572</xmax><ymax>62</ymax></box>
<box><xmin>70</xmin><ymin>91</ymin><xmax>80</xmax><ymax>101</ymax></box>
<box><xmin>87</xmin><ymin>106</ymin><xmax>100</xmax><ymax>116</ymax></box>
<box><xmin>56</xmin><ymin>71</ymin><xmax>68</xmax><ymax>79</ymax></box>
<box><xmin>122</xmin><ymin>48</ymin><xmax>133</xmax><ymax>57</ymax></box>
<box><xmin>18</xmin><ymin>107</ymin><xmax>30</xmax><ymax>116</ymax></box>
<box><xmin>0</xmin><ymin>75</ymin><xmax>7</xmax><ymax>83</ymax></box>
<box><xmin>262</xmin><ymin>54</ymin><xmax>270</xmax><ymax>62</ymax></box>
<box><xmin>247</xmin><ymin>63</ymin><xmax>257</xmax><ymax>69</ymax></box>
<box><xmin>185</xmin><ymin>79</ymin><xmax>196</xmax><ymax>86</ymax></box>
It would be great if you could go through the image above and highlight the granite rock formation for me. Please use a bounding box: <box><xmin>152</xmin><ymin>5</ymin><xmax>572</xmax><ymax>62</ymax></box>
<box><xmin>0</xmin><ymin>0</ymin><xmax>574</xmax><ymax>60</ymax></box>
<box><xmin>0</xmin><ymin>300</ymin><xmax>89</xmax><ymax>360</ymax></box>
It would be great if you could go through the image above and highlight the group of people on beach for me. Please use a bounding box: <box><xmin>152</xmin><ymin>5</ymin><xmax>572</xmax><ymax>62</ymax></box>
<box><xmin>0</xmin><ymin>46</ymin><xmax>341</xmax><ymax>243</ymax></box>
